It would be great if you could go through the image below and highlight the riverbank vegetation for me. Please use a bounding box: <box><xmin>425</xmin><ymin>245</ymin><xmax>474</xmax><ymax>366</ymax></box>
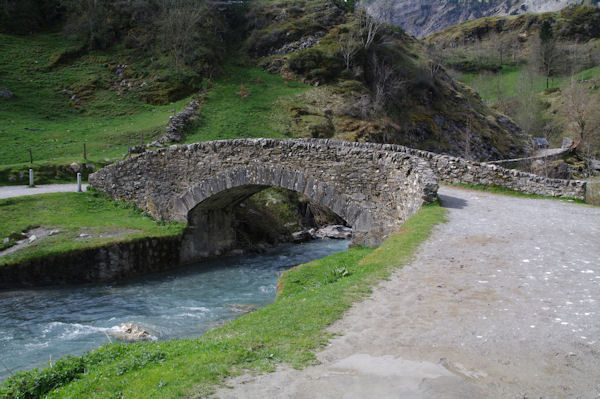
<box><xmin>0</xmin><ymin>201</ymin><xmax>446</xmax><ymax>398</ymax></box>
<box><xmin>0</xmin><ymin>190</ymin><xmax>185</xmax><ymax>266</ymax></box>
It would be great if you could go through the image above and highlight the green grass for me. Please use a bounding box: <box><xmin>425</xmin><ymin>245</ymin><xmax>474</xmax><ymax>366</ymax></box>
<box><xmin>184</xmin><ymin>65</ymin><xmax>310</xmax><ymax>142</ymax></box>
<box><xmin>0</xmin><ymin>190</ymin><xmax>184</xmax><ymax>266</ymax></box>
<box><xmin>460</xmin><ymin>65</ymin><xmax>600</xmax><ymax>103</ymax></box>
<box><xmin>0</xmin><ymin>33</ymin><xmax>191</xmax><ymax>168</ymax></box>
<box><xmin>459</xmin><ymin>65</ymin><xmax>550</xmax><ymax>101</ymax></box>
<box><xmin>0</xmin><ymin>201</ymin><xmax>447</xmax><ymax>399</ymax></box>
<box><xmin>573</xmin><ymin>65</ymin><xmax>600</xmax><ymax>81</ymax></box>
<box><xmin>451</xmin><ymin>183</ymin><xmax>588</xmax><ymax>204</ymax></box>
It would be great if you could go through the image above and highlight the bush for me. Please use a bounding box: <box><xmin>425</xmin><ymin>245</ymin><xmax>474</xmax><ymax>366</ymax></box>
<box><xmin>289</xmin><ymin>49</ymin><xmax>343</xmax><ymax>81</ymax></box>
<box><xmin>289</xmin><ymin>49</ymin><xmax>325</xmax><ymax>73</ymax></box>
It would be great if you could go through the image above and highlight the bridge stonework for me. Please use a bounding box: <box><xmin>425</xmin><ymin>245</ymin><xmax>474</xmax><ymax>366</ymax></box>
<box><xmin>89</xmin><ymin>139</ymin><xmax>439</xmax><ymax>259</ymax></box>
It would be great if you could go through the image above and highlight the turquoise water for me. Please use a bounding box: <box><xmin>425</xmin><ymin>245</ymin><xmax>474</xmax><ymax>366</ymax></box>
<box><xmin>0</xmin><ymin>239</ymin><xmax>349</xmax><ymax>380</ymax></box>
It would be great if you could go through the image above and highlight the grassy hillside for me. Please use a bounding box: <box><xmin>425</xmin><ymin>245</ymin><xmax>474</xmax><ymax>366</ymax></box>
<box><xmin>367</xmin><ymin>0</ymin><xmax>585</xmax><ymax>38</ymax></box>
<box><xmin>0</xmin><ymin>33</ymin><xmax>191</xmax><ymax>167</ymax></box>
<box><xmin>185</xmin><ymin>64</ymin><xmax>310</xmax><ymax>142</ymax></box>
<box><xmin>232</xmin><ymin>0</ymin><xmax>530</xmax><ymax>160</ymax></box>
<box><xmin>426</xmin><ymin>5</ymin><xmax>600</xmax><ymax>48</ymax></box>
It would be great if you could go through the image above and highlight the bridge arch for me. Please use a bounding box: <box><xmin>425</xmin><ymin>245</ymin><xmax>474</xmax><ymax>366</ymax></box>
<box><xmin>174</xmin><ymin>166</ymin><xmax>371</xmax><ymax>262</ymax></box>
<box><xmin>174</xmin><ymin>166</ymin><xmax>369</xmax><ymax>230</ymax></box>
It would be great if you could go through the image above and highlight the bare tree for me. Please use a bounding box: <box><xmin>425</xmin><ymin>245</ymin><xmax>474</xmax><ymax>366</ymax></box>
<box><xmin>425</xmin><ymin>44</ymin><xmax>444</xmax><ymax>78</ymax></box>
<box><xmin>159</xmin><ymin>0</ymin><xmax>206</xmax><ymax>80</ymax></box>
<box><xmin>370</xmin><ymin>54</ymin><xmax>403</xmax><ymax>113</ymax></box>
<box><xmin>560</xmin><ymin>79</ymin><xmax>600</xmax><ymax>174</ymax></box>
<box><xmin>513</xmin><ymin>65</ymin><xmax>546</xmax><ymax>137</ymax></box>
<box><xmin>356</xmin><ymin>7</ymin><xmax>382</xmax><ymax>50</ymax></box>
<box><xmin>60</xmin><ymin>0</ymin><xmax>111</xmax><ymax>49</ymax></box>
<box><xmin>337</xmin><ymin>29</ymin><xmax>361</xmax><ymax>70</ymax></box>
<box><xmin>532</xmin><ymin>20</ymin><xmax>559</xmax><ymax>89</ymax></box>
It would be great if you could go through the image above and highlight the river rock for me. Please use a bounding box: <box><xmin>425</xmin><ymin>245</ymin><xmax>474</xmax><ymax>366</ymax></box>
<box><xmin>0</xmin><ymin>88</ymin><xmax>13</xmax><ymax>99</ymax></box>
<box><xmin>315</xmin><ymin>225</ymin><xmax>352</xmax><ymax>239</ymax></box>
<box><xmin>109</xmin><ymin>322</ymin><xmax>155</xmax><ymax>342</ymax></box>
<box><xmin>292</xmin><ymin>229</ymin><xmax>316</xmax><ymax>243</ymax></box>
<box><xmin>2</xmin><ymin>237</ymin><xmax>9</xmax><ymax>245</ymax></box>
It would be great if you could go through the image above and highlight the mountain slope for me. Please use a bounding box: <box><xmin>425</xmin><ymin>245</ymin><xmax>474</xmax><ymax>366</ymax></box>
<box><xmin>368</xmin><ymin>0</ymin><xmax>584</xmax><ymax>38</ymax></box>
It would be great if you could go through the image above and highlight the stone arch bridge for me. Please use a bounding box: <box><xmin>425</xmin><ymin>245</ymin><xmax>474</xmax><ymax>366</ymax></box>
<box><xmin>89</xmin><ymin>139</ymin><xmax>438</xmax><ymax>261</ymax></box>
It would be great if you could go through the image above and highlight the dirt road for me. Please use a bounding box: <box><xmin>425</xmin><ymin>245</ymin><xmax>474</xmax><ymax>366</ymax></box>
<box><xmin>215</xmin><ymin>186</ymin><xmax>600</xmax><ymax>399</ymax></box>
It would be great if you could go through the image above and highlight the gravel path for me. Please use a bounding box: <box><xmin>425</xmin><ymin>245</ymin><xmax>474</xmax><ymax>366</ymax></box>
<box><xmin>0</xmin><ymin>184</ymin><xmax>88</xmax><ymax>199</ymax></box>
<box><xmin>215</xmin><ymin>186</ymin><xmax>600</xmax><ymax>399</ymax></box>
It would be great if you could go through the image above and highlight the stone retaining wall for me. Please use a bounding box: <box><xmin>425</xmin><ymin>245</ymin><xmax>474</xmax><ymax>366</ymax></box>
<box><xmin>0</xmin><ymin>236</ymin><xmax>182</xmax><ymax>289</ymax></box>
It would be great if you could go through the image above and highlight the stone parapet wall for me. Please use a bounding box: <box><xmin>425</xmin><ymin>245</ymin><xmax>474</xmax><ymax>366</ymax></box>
<box><xmin>334</xmin><ymin>141</ymin><xmax>587</xmax><ymax>200</ymax></box>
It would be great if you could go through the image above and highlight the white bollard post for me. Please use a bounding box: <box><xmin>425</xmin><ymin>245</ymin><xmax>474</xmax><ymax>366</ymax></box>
<box><xmin>29</xmin><ymin>169</ymin><xmax>34</xmax><ymax>187</ymax></box>
<box><xmin>77</xmin><ymin>173</ymin><xmax>82</xmax><ymax>192</ymax></box>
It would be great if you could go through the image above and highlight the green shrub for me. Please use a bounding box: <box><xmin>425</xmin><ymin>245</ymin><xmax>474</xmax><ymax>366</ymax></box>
<box><xmin>289</xmin><ymin>49</ymin><xmax>325</xmax><ymax>73</ymax></box>
<box><xmin>289</xmin><ymin>49</ymin><xmax>343</xmax><ymax>81</ymax></box>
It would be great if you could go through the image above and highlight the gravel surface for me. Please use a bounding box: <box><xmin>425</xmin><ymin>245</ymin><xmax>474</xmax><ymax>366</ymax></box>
<box><xmin>215</xmin><ymin>186</ymin><xmax>600</xmax><ymax>399</ymax></box>
<box><xmin>0</xmin><ymin>184</ymin><xmax>88</xmax><ymax>199</ymax></box>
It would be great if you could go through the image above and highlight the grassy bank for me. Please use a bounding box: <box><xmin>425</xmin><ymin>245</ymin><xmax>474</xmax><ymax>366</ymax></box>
<box><xmin>0</xmin><ymin>190</ymin><xmax>184</xmax><ymax>266</ymax></box>
<box><xmin>0</xmin><ymin>201</ymin><xmax>446</xmax><ymax>399</ymax></box>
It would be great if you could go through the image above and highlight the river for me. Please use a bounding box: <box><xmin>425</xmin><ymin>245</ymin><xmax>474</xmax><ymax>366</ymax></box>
<box><xmin>0</xmin><ymin>239</ymin><xmax>350</xmax><ymax>381</ymax></box>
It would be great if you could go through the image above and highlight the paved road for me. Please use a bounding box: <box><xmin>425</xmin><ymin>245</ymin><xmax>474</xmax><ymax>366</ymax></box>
<box><xmin>215</xmin><ymin>186</ymin><xmax>600</xmax><ymax>399</ymax></box>
<box><xmin>0</xmin><ymin>184</ymin><xmax>88</xmax><ymax>199</ymax></box>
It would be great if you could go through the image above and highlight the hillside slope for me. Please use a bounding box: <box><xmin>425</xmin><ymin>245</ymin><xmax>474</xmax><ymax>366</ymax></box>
<box><xmin>422</xmin><ymin>6</ymin><xmax>600</xmax><ymax>177</ymax></box>
<box><xmin>225</xmin><ymin>0</ymin><xmax>530</xmax><ymax>160</ymax></box>
<box><xmin>0</xmin><ymin>0</ymin><xmax>532</xmax><ymax>176</ymax></box>
<box><xmin>426</xmin><ymin>4</ymin><xmax>600</xmax><ymax>47</ymax></box>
